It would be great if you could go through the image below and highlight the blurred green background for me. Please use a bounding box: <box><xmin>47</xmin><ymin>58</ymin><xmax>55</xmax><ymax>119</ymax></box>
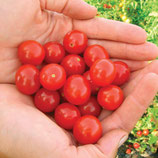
<box><xmin>85</xmin><ymin>0</ymin><xmax>158</xmax><ymax>157</ymax></box>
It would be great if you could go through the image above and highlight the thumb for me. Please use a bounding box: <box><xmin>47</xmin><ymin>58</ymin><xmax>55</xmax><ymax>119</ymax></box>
<box><xmin>97</xmin><ymin>129</ymin><xmax>128</xmax><ymax>158</ymax></box>
<box><xmin>41</xmin><ymin>0</ymin><xmax>97</xmax><ymax>19</ymax></box>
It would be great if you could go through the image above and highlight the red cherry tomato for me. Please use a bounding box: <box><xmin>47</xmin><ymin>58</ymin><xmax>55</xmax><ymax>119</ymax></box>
<box><xmin>40</xmin><ymin>64</ymin><xmax>66</xmax><ymax>91</ymax></box>
<box><xmin>34</xmin><ymin>88</ymin><xmax>60</xmax><ymax>113</ymax></box>
<box><xmin>97</xmin><ymin>85</ymin><xmax>124</xmax><ymax>111</ymax></box>
<box><xmin>63</xmin><ymin>30</ymin><xmax>88</xmax><ymax>54</ymax></box>
<box><xmin>64</xmin><ymin>75</ymin><xmax>91</xmax><ymax>105</ymax></box>
<box><xmin>83</xmin><ymin>71</ymin><xmax>100</xmax><ymax>94</ymax></box>
<box><xmin>79</xmin><ymin>96</ymin><xmax>101</xmax><ymax>117</ymax></box>
<box><xmin>90</xmin><ymin>59</ymin><xmax>116</xmax><ymax>87</ymax></box>
<box><xmin>84</xmin><ymin>45</ymin><xmax>109</xmax><ymax>67</ymax></box>
<box><xmin>15</xmin><ymin>65</ymin><xmax>40</xmax><ymax>95</ymax></box>
<box><xmin>61</xmin><ymin>55</ymin><xmax>85</xmax><ymax>76</ymax></box>
<box><xmin>55</xmin><ymin>103</ymin><xmax>81</xmax><ymax>130</ymax></box>
<box><xmin>113</xmin><ymin>61</ymin><xmax>130</xmax><ymax>86</ymax></box>
<box><xmin>128</xmin><ymin>144</ymin><xmax>133</xmax><ymax>148</ymax></box>
<box><xmin>143</xmin><ymin>129</ymin><xmax>149</xmax><ymax>136</ymax></box>
<box><xmin>133</xmin><ymin>143</ymin><xmax>140</xmax><ymax>149</ymax></box>
<box><xmin>126</xmin><ymin>149</ymin><xmax>131</xmax><ymax>154</ymax></box>
<box><xmin>59</xmin><ymin>87</ymin><xmax>67</xmax><ymax>102</ymax></box>
<box><xmin>136</xmin><ymin>130</ymin><xmax>142</xmax><ymax>137</ymax></box>
<box><xmin>18</xmin><ymin>40</ymin><xmax>45</xmax><ymax>65</ymax></box>
<box><xmin>73</xmin><ymin>115</ymin><xmax>102</xmax><ymax>144</ymax></box>
<box><xmin>44</xmin><ymin>42</ymin><xmax>65</xmax><ymax>64</ymax></box>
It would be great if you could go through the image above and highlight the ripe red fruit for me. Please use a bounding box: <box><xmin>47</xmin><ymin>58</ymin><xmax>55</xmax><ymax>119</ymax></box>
<box><xmin>15</xmin><ymin>65</ymin><xmax>40</xmax><ymax>95</ymax></box>
<box><xmin>90</xmin><ymin>59</ymin><xmax>116</xmax><ymax>87</ymax></box>
<box><xmin>44</xmin><ymin>42</ymin><xmax>65</xmax><ymax>64</ymax></box>
<box><xmin>133</xmin><ymin>143</ymin><xmax>140</xmax><ymax>149</ymax></box>
<box><xmin>64</xmin><ymin>75</ymin><xmax>91</xmax><ymax>105</ymax></box>
<box><xmin>55</xmin><ymin>103</ymin><xmax>81</xmax><ymax>130</ymax></box>
<box><xmin>136</xmin><ymin>130</ymin><xmax>142</xmax><ymax>137</ymax></box>
<box><xmin>34</xmin><ymin>88</ymin><xmax>60</xmax><ymax>113</ymax></box>
<box><xmin>18</xmin><ymin>40</ymin><xmax>45</xmax><ymax>65</ymax></box>
<box><xmin>83</xmin><ymin>71</ymin><xmax>100</xmax><ymax>94</ymax></box>
<box><xmin>61</xmin><ymin>54</ymin><xmax>85</xmax><ymax>76</ymax></box>
<box><xmin>128</xmin><ymin>144</ymin><xmax>133</xmax><ymax>148</ymax></box>
<box><xmin>63</xmin><ymin>30</ymin><xmax>88</xmax><ymax>54</ymax></box>
<box><xmin>84</xmin><ymin>45</ymin><xmax>109</xmax><ymax>67</ymax></box>
<box><xmin>73</xmin><ymin>115</ymin><xmax>102</xmax><ymax>144</ymax></box>
<box><xmin>113</xmin><ymin>61</ymin><xmax>130</xmax><ymax>86</ymax></box>
<box><xmin>79</xmin><ymin>96</ymin><xmax>101</xmax><ymax>117</ymax></box>
<box><xmin>143</xmin><ymin>129</ymin><xmax>149</xmax><ymax>136</ymax></box>
<box><xmin>97</xmin><ymin>85</ymin><xmax>124</xmax><ymax>111</ymax></box>
<box><xmin>126</xmin><ymin>148</ymin><xmax>131</xmax><ymax>154</ymax></box>
<box><xmin>40</xmin><ymin>64</ymin><xmax>66</xmax><ymax>91</ymax></box>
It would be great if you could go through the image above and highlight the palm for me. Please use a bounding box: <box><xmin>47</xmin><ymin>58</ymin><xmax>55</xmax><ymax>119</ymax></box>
<box><xmin>0</xmin><ymin>0</ymin><xmax>158</xmax><ymax>158</ymax></box>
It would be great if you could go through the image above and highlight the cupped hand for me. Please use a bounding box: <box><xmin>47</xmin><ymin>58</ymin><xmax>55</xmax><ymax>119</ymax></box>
<box><xmin>0</xmin><ymin>0</ymin><xmax>158</xmax><ymax>158</ymax></box>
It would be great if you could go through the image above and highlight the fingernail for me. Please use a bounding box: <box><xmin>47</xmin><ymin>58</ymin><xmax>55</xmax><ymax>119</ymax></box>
<box><xmin>118</xmin><ymin>135</ymin><xmax>128</xmax><ymax>147</ymax></box>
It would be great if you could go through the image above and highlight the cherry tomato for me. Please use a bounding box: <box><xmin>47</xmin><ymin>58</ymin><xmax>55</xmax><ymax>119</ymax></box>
<box><xmin>143</xmin><ymin>129</ymin><xmax>149</xmax><ymax>136</ymax></box>
<box><xmin>34</xmin><ymin>88</ymin><xmax>60</xmax><ymax>113</ymax></box>
<box><xmin>84</xmin><ymin>45</ymin><xmax>109</xmax><ymax>67</ymax></box>
<box><xmin>64</xmin><ymin>75</ymin><xmax>91</xmax><ymax>105</ymax></box>
<box><xmin>63</xmin><ymin>30</ymin><xmax>88</xmax><ymax>54</ymax></box>
<box><xmin>59</xmin><ymin>87</ymin><xmax>67</xmax><ymax>102</ymax></box>
<box><xmin>44</xmin><ymin>42</ymin><xmax>65</xmax><ymax>64</ymax></box>
<box><xmin>79</xmin><ymin>96</ymin><xmax>101</xmax><ymax>117</ymax></box>
<box><xmin>113</xmin><ymin>61</ymin><xmax>130</xmax><ymax>86</ymax></box>
<box><xmin>40</xmin><ymin>64</ymin><xmax>66</xmax><ymax>91</ymax></box>
<box><xmin>83</xmin><ymin>71</ymin><xmax>100</xmax><ymax>94</ymax></box>
<box><xmin>73</xmin><ymin>115</ymin><xmax>102</xmax><ymax>144</ymax></box>
<box><xmin>18</xmin><ymin>40</ymin><xmax>45</xmax><ymax>65</ymax></box>
<box><xmin>133</xmin><ymin>143</ymin><xmax>140</xmax><ymax>149</ymax></box>
<box><xmin>61</xmin><ymin>55</ymin><xmax>85</xmax><ymax>76</ymax></box>
<box><xmin>90</xmin><ymin>59</ymin><xmax>116</xmax><ymax>87</ymax></box>
<box><xmin>128</xmin><ymin>144</ymin><xmax>133</xmax><ymax>148</ymax></box>
<box><xmin>97</xmin><ymin>85</ymin><xmax>124</xmax><ymax>111</ymax></box>
<box><xmin>15</xmin><ymin>65</ymin><xmax>40</xmax><ymax>95</ymax></box>
<box><xmin>136</xmin><ymin>130</ymin><xmax>142</xmax><ymax>137</ymax></box>
<box><xmin>126</xmin><ymin>149</ymin><xmax>131</xmax><ymax>154</ymax></box>
<box><xmin>55</xmin><ymin>103</ymin><xmax>81</xmax><ymax>130</ymax></box>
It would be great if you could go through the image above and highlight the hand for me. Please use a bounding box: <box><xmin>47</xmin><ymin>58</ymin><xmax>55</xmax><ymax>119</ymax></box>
<box><xmin>0</xmin><ymin>0</ymin><xmax>158</xmax><ymax>158</ymax></box>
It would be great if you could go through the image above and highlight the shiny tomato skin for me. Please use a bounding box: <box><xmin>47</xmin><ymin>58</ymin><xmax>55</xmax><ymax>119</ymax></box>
<box><xmin>40</xmin><ymin>64</ymin><xmax>66</xmax><ymax>91</ymax></box>
<box><xmin>133</xmin><ymin>143</ymin><xmax>140</xmax><ymax>149</ymax></box>
<box><xmin>143</xmin><ymin>129</ymin><xmax>149</xmax><ymax>136</ymax></box>
<box><xmin>55</xmin><ymin>103</ymin><xmax>81</xmax><ymax>130</ymax></box>
<box><xmin>90</xmin><ymin>59</ymin><xmax>116</xmax><ymax>87</ymax></box>
<box><xmin>79</xmin><ymin>96</ymin><xmax>101</xmax><ymax>117</ymax></box>
<box><xmin>15</xmin><ymin>64</ymin><xmax>40</xmax><ymax>95</ymax></box>
<box><xmin>61</xmin><ymin>55</ymin><xmax>85</xmax><ymax>76</ymax></box>
<box><xmin>18</xmin><ymin>40</ymin><xmax>45</xmax><ymax>65</ymax></box>
<box><xmin>84</xmin><ymin>45</ymin><xmax>109</xmax><ymax>67</ymax></box>
<box><xmin>97</xmin><ymin>85</ymin><xmax>124</xmax><ymax>111</ymax></box>
<box><xmin>34</xmin><ymin>88</ymin><xmax>60</xmax><ymax>113</ymax></box>
<box><xmin>44</xmin><ymin>42</ymin><xmax>65</xmax><ymax>64</ymax></box>
<box><xmin>63</xmin><ymin>75</ymin><xmax>91</xmax><ymax>105</ymax></box>
<box><xmin>73</xmin><ymin>115</ymin><xmax>102</xmax><ymax>144</ymax></box>
<box><xmin>136</xmin><ymin>130</ymin><xmax>142</xmax><ymax>137</ymax></box>
<box><xmin>83</xmin><ymin>71</ymin><xmax>100</xmax><ymax>94</ymax></box>
<box><xmin>113</xmin><ymin>61</ymin><xmax>130</xmax><ymax>86</ymax></box>
<box><xmin>63</xmin><ymin>30</ymin><xmax>88</xmax><ymax>54</ymax></box>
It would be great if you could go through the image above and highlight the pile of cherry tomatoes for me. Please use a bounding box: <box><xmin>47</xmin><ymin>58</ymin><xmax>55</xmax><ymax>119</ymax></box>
<box><xmin>15</xmin><ymin>30</ymin><xmax>130</xmax><ymax>145</ymax></box>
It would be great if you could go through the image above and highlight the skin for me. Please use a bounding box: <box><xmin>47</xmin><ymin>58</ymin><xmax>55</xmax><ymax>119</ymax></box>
<box><xmin>0</xmin><ymin>0</ymin><xmax>158</xmax><ymax>158</ymax></box>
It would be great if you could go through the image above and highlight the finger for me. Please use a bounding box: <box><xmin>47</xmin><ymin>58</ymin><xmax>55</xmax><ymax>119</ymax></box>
<box><xmin>96</xmin><ymin>129</ymin><xmax>128</xmax><ymax>158</ymax></box>
<box><xmin>111</xmin><ymin>59</ymin><xmax>148</xmax><ymax>71</ymax></box>
<box><xmin>42</xmin><ymin>0</ymin><xmax>97</xmax><ymax>19</ymax></box>
<box><xmin>99</xmin><ymin>110</ymin><xmax>113</xmax><ymax>121</ymax></box>
<box><xmin>123</xmin><ymin>60</ymin><xmax>158</xmax><ymax>96</ymax></box>
<box><xmin>88</xmin><ymin>40</ymin><xmax>158</xmax><ymax>61</ymax></box>
<box><xmin>101</xmin><ymin>73</ymin><xmax>158</xmax><ymax>133</ymax></box>
<box><xmin>73</xmin><ymin>18</ymin><xmax>147</xmax><ymax>44</ymax></box>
